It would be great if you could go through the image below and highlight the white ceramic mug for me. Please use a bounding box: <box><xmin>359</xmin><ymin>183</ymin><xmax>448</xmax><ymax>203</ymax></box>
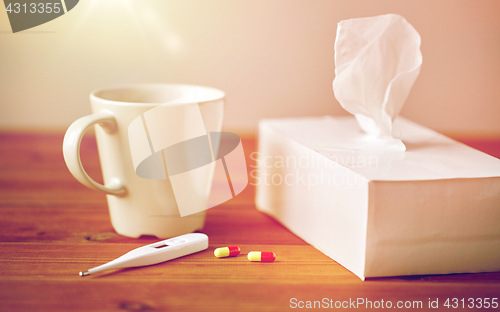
<box><xmin>63</xmin><ymin>84</ymin><xmax>225</xmax><ymax>238</ymax></box>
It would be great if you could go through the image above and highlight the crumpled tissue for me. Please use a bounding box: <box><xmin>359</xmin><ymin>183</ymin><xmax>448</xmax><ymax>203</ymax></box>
<box><xmin>333</xmin><ymin>14</ymin><xmax>422</xmax><ymax>151</ymax></box>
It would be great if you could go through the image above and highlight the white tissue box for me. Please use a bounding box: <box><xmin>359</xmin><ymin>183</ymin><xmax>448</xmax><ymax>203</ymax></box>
<box><xmin>255</xmin><ymin>116</ymin><xmax>500</xmax><ymax>280</ymax></box>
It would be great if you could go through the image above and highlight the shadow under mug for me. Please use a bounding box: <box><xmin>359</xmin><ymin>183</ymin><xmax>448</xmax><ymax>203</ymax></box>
<box><xmin>63</xmin><ymin>84</ymin><xmax>225</xmax><ymax>238</ymax></box>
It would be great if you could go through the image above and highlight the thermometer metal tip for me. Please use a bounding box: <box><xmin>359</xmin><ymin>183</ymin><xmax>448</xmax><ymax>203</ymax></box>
<box><xmin>78</xmin><ymin>233</ymin><xmax>209</xmax><ymax>277</ymax></box>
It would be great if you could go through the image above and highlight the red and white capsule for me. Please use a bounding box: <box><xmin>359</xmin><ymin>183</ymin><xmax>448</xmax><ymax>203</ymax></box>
<box><xmin>214</xmin><ymin>246</ymin><xmax>240</xmax><ymax>258</ymax></box>
<box><xmin>247</xmin><ymin>251</ymin><xmax>276</xmax><ymax>262</ymax></box>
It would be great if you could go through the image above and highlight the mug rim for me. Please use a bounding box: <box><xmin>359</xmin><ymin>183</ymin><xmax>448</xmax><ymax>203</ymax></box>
<box><xmin>90</xmin><ymin>83</ymin><xmax>225</xmax><ymax>106</ymax></box>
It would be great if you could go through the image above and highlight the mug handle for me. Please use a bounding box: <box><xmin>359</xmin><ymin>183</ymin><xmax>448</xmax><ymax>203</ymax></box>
<box><xmin>63</xmin><ymin>111</ymin><xmax>127</xmax><ymax>196</ymax></box>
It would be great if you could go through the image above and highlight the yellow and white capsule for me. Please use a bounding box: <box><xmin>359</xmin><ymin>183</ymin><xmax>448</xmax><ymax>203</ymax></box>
<box><xmin>247</xmin><ymin>251</ymin><xmax>276</xmax><ymax>262</ymax></box>
<box><xmin>214</xmin><ymin>246</ymin><xmax>240</xmax><ymax>258</ymax></box>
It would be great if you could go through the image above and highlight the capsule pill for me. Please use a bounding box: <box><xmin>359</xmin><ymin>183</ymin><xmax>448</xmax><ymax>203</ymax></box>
<box><xmin>214</xmin><ymin>246</ymin><xmax>240</xmax><ymax>258</ymax></box>
<box><xmin>247</xmin><ymin>251</ymin><xmax>276</xmax><ymax>262</ymax></box>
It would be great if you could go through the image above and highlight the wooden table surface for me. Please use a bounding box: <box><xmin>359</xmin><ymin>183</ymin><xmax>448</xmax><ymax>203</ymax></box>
<box><xmin>0</xmin><ymin>132</ymin><xmax>499</xmax><ymax>312</ymax></box>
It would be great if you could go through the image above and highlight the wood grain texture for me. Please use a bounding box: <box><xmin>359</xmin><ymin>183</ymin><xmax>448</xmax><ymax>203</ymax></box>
<box><xmin>0</xmin><ymin>132</ymin><xmax>499</xmax><ymax>312</ymax></box>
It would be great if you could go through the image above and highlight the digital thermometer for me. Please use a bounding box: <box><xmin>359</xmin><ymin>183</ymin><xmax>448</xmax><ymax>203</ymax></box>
<box><xmin>79</xmin><ymin>233</ymin><xmax>209</xmax><ymax>276</ymax></box>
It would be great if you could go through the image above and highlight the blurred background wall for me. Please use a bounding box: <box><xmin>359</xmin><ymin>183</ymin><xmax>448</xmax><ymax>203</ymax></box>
<box><xmin>0</xmin><ymin>0</ymin><xmax>499</xmax><ymax>137</ymax></box>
